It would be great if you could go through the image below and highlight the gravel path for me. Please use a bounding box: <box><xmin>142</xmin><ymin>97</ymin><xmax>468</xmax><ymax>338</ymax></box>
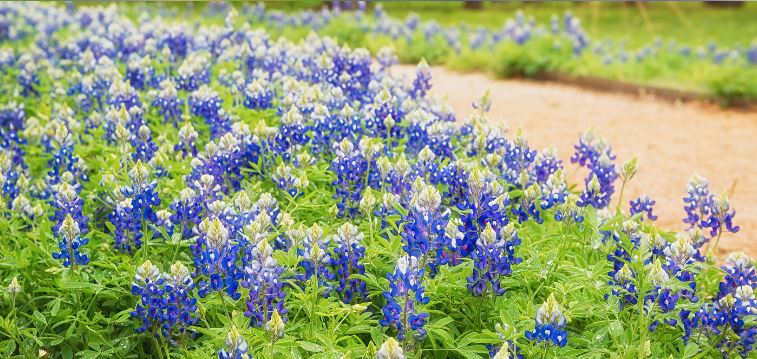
<box><xmin>393</xmin><ymin>65</ymin><xmax>757</xmax><ymax>257</ymax></box>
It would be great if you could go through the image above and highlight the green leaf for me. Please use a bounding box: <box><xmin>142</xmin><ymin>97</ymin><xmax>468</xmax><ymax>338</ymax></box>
<box><xmin>297</xmin><ymin>341</ymin><xmax>324</xmax><ymax>353</ymax></box>
<box><xmin>608</xmin><ymin>321</ymin><xmax>623</xmax><ymax>338</ymax></box>
<box><xmin>683</xmin><ymin>342</ymin><xmax>699</xmax><ymax>358</ymax></box>
<box><xmin>32</xmin><ymin>310</ymin><xmax>47</xmax><ymax>326</ymax></box>
<box><xmin>0</xmin><ymin>341</ymin><xmax>15</xmax><ymax>356</ymax></box>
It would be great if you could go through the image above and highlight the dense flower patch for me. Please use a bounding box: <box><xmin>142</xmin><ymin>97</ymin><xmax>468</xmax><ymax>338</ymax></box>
<box><xmin>246</xmin><ymin>2</ymin><xmax>757</xmax><ymax>103</ymax></box>
<box><xmin>0</xmin><ymin>3</ymin><xmax>752</xmax><ymax>359</ymax></box>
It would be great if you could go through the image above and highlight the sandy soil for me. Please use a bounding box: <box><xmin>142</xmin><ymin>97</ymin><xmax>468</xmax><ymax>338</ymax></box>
<box><xmin>393</xmin><ymin>65</ymin><xmax>757</xmax><ymax>257</ymax></box>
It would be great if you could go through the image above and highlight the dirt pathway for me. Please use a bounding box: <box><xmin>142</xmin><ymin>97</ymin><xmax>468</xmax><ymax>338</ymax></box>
<box><xmin>392</xmin><ymin>65</ymin><xmax>757</xmax><ymax>257</ymax></box>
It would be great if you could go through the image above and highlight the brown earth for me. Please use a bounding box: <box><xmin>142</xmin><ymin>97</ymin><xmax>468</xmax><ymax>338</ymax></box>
<box><xmin>392</xmin><ymin>65</ymin><xmax>757</xmax><ymax>257</ymax></box>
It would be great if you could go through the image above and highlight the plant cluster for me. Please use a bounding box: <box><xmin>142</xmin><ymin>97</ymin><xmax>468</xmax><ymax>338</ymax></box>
<box><xmin>0</xmin><ymin>3</ymin><xmax>752</xmax><ymax>359</ymax></box>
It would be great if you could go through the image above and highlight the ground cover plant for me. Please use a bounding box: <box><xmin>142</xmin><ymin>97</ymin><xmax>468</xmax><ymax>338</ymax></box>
<box><xmin>0</xmin><ymin>2</ymin><xmax>754</xmax><ymax>359</ymax></box>
<box><xmin>250</xmin><ymin>2</ymin><xmax>757</xmax><ymax>104</ymax></box>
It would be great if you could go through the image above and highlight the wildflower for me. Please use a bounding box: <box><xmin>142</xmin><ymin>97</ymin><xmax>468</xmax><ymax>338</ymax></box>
<box><xmin>191</xmin><ymin>218</ymin><xmax>242</xmax><ymax>300</ymax></box>
<box><xmin>174</xmin><ymin>122</ymin><xmax>198</xmax><ymax>158</ymax></box>
<box><xmin>7</xmin><ymin>277</ymin><xmax>21</xmax><ymax>295</ymax></box>
<box><xmin>266</xmin><ymin>309</ymin><xmax>285</xmax><ymax>339</ymax></box>
<box><xmin>571</xmin><ymin>131</ymin><xmax>617</xmax><ymax>209</ymax></box>
<box><xmin>330</xmin><ymin>222</ymin><xmax>368</xmax><ymax>303</ymax></box>
<box><xmin>401</xmin><ymin>181</ymin><xmax>454</xmax><ymax>275</ymax></box>
<box><xmin>467</xmin><ymin>223</ymin><xmax>521</xmax><ymax>296</ymax></box>
<box><xmin>458</xmin><ymin>167</ymin><xmax>510</xmax><ymax>257</ymax></box>
<box><xmin>630</xmin><ymin>195</ymin><xmax>657</xmax><ymax>221</ymax></box>
<box><xmin>297</xmin><ymin>223</ymin><xmax>333</xmax><ymax>292</ymax></box>
<box><xmin>380</xmin><ymin>256</ymin><xmax>430</xmax><ymax>341</ymax></box>
<box><xmin>718</xmin><ymin>252</ymin><xmax>757</xmax><ymax>299</ymax></box>
<box><xmin>169</xmin><ymin>188</ymin><xmax>203</xmax><ymax>239</ymax></box>
<box><xmin>130</xmin><ymin>260</ymin><xmax>166</xmax><ymax>336</ymax></box>
<box><xmin>242</xmin><ymin>239</ymin><xmax>287</xmax><ymax>327</ymax></box>
<box><xmin>525</xmin><ymin>293</ymin><xmax>568</xmax><ymax>347</ymax></box>
<box><xmin>376</xmin><ymin>337</ymin><xmax>404</xmax><ymax>359</ymax></box>
<box><xmin>148</xmin><ymin>73</ymin><xmax>175</xmax><ymax>107</ymax></box>
<box><xmin>111</xmin><ymin>161</ymin><xmax>161</xmax><ymax>254</ymax></box>
<box><xmin>511</xmin><ymin>183</ymin><xmax>542</xmax><ymax>224</ymax></box>
<box><xmin>218</xmin><ymin>325</ymin><xmax>252</xmax><ymax>359</ymax></box>
<box><xmin>243</xmin><ymin>79</ymin><xmax>274</xmax><ymax>110</ymax></box>
<box><xmin>162</xmin><ymin>262</ymin><xmax>198</xmax><ymax>340</ymax></box>
<box><xmin>330</xmin><ymin>138</ymin><xmax>380</xmax><ymax>217</ymax></box>
<box><xmin>554</xmin><ymin>194</ymin><xmax>584</xmax><ymax>224</ymax></box>
<box><xmin>702</xmin><ymin>192</ymin><xmax>739</xmax><ymax>238</ymax></box>
<box><xmin>52</xmin><ymin>214</ymin><xmax>89</xmax><ymax>267</ymax></box>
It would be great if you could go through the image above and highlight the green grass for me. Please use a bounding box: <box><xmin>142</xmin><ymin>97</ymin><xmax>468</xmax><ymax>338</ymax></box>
<box><xmin>380</xmin><ymin>1</ymin><xmax>757</xmax><ymax>48</ymax></box>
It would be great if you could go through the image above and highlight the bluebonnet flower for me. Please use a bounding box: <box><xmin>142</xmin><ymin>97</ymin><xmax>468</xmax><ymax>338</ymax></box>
<box><xmin>644</xmin><ymin>240</ymin><xmax>701</xmax><ymax>334</ymax></box>
<box><xmin>111</xmin><ymin>161</ymin><xmax>161</xmax><ymax>254</ymax></box>
<box><xmin>274</xmin><ymin>107</ymin><xmax>310</xmax><ymax>161</ymax></box>
<box><xmin>330</xmin><ymin>138</ymin><xmax>380</xmax><ymax>217</ymax></box>
<box><xmin>376</xmin><ymin>47</ymin><xmax>398</xmax><ymax>70</ymax></box>
<box><xmin>702</xmin><ymin>193</ymin><xmax>740</xmax><ymax>239</ymax></box>
<box><xmin>296</xmin><ymin>223</ymin><xmax>334</xmax><ymax>292</ymax></box>
<box><xmin>683</xmin><ymin>173</ymin><xmax>712</xmax><ymax>229</ymax></box>
<box><xmin>186</xmin><ymin>135</ymin><xmax>245</xmax><ymax>196</ymax></box>
<box><xmin>718</xmin><ymin>252</ymin><xmax>757</xmax><ymax>299</ymax></box>
<box><xmin>218</xmin><ymin>325</ymin><xmax>252</xmax><ymax>359</ymax></box>
<box><xmin>489</xmin><ymin>341</ymin><xmax>523</xmax><ymax>359</ymax></box>
<box><xmin>380</xmin><ymin>256</ymin><xmax>430</xmax><ymax>341</ymax></box>
<box><xmin>241</xmin><ymin>239</ymin><xmax>287</xmax><ymax>328</ymax></box>
<box><xmin>501</xmin><ymin>129</ymin><xmax>538</xmax><ymax>187</ymax></box>
<box><xmin>695</xmin><ymin>287</ymin><xmax>757</xmax><ymax>357</ymax></box>
<box><xmin>540</xmin><ymin>169</ymin><xmax>568</xmax><ymax>210</ymax></box>
<box><xmin>525</xmin><ymin>293</ymin><xmax>568</xmax><ymax>347</ymax></box>
<box><xmin>170</xmin><ymin>187</ymin><xmax>203</xmax><ymax>240</ymax></box>
<box><xmin>108</xmin><ymin>79</ymin><xmax>141</xmax><ymax>111</ymax></box>
<box><xmin>553</xmin><ymin>194</ymin><xmax>584</xmax><ymax>224</ymax></box>
<box><xmin>152</xmin><ymin>79</ymin><xmax>183</xmax><ymax>126</ymax></box>
<box><xmin>511</xmin><ymin>184</ymin><xmax>543</xmax><ymax>224</ymax></box>
<box><xmin>467</xmin><ymin>223</ymin><xmax>521</xmax><ymax>296</ymax></box>
<box><xmin>52</xmin><ymin>214</ymin><xmax>90</xmax><ymax>268</ymax></box>
<box><xmin>411</xmin><ymin>59</ymin><xmax>431</xmax><ymax>99</ymax></box>
<box><xmin>577</xmin><ymin>175</ymin><xmax>604</xmax><ymax>208</ymax></box>
<box><xmin>18</xmin><ymin>61</ymin><xmax>40</xmax><ymax>97</ymax></box>
<box><xmin>376</xmin><ymin>337</ymin><xmax>404</xmax><ymax>359</ymax></box>
<box><xmin>606</xmin><ymin>263</ymin><xmax>638</xmax><ymax>309</ymax></box>
<box><xmin>175</xmin><ymin>54</ymin><xmax>210</xmax><ymax>91</ymax></box>
<box><xmin>191</xmin><ymin>218</ymin><xmax>242</xmax><ymax>300</ymax></box>
<box><xmin>161</xmin><ymin>262</ymin><xmax>199</xmax><ymax>341</ymax></box>
<box><xmin>273</xmin><ymin>162</ymin><xmax>307</xmax><ymax>197</ymax></box>
<box><xmin>174</xmin><ymin>122</ymin><xmax>199</xmax><ymax>158</ymax></box>
<box><xmin>630</xmin><ymin>195</ymin><xmax>657</xmax><ymax>221</ymax></box>
<box><xmin>458</xmin><ymin>167</ymin><xmax>510</xmax><ymax>257</ymax></box>
<box><xmin>243</xmin><ymin>79</ymin><xmax>274</xmax><ymax>110</ymax></box>
<box><xmin>189</xmin><ymin>85</ymin><xmax>228</xmax><ymax>138</ymax></box>
<box><xmin>126</xmin><ymin>55</ymin><xmax>153</xmax><ymax>90</ymax></box>
<box><xmin>682</xmin><ymin>174</ymin><xmax>739</xmax><ymax>249</ymax></box>
<box><xmin>533</xmin><ymin>146</ymin><xmax>562</xmax><ymax>184</ymax></box>
<box><xmin>401</xmin><ymin>181</ymin><xmax>454</xmax><ymax>276</ymax></box>
<box><xmin>330</xmin><ymin>222</ymin><xmax>368</xmax><ymax>304</ymax></box>
<box><xmin>131</xmin><ymin>260</ymin><xmax>166</xmax><ymax>336</ymax></box>
<box><xmin>571</xmin><ymin>130</ymin><xmax>617</xmax><ymax>208</ymax></box>
<box><xmin>153</xmin><ymin>209</ymin><xmax>175</xmax><ymax>240</ymax></box>
<box><xmin>48</xmin><ymin>170</ymin><xmax>87</xmax><ymax>224</ymax></box>
<box><xmin>132</xmin><ymin>125</ymin><xmax>158</xmax><ymax>162</ymax></box>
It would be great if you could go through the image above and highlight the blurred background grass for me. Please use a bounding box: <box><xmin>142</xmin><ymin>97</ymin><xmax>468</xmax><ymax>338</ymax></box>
<box><xmin>263</xmin><ymin>1</ymin><xmax>757</xmax><ymax>47</ymax></box>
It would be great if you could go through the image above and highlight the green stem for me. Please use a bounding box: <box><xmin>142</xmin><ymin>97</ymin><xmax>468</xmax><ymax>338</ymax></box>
<box><xmin>218</xmin><ymin>291</ymin><xmax>230</xmax><ymax>318</ymax></box>
<box><xmin>637</xmin><ymin>276</ymin><xmax>648</xmax><ymax>359</ymax></box>
<box><xmin>151</xmin><ymin>336</ymin><xmax>166</xmax><ymax>359</ymax></box>
<box><xmin>615</xmin><ymin>179</ymin><xmax>628</xmax><ymax>214</ymax></box>
<box><xmin>162</xmin><ymin>339</ymin><xmax>171</xmax><ymax>359</ymax></box>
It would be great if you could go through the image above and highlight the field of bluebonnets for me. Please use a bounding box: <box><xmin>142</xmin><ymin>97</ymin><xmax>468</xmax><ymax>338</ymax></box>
<box><xmin>0</xmin><ymin>2</ymin><xmax>754</xmax><ymax>359</ymax></box>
